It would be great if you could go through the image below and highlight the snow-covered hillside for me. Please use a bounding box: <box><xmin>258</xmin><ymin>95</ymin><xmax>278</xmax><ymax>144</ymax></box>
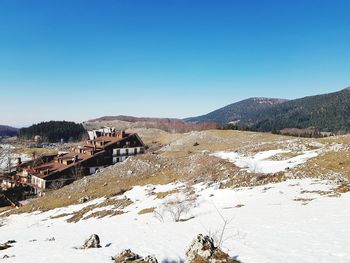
<box><xmin>1</xmin><ymin>179</ymin><xmax>349</xmax><ymax>263</ymax></box>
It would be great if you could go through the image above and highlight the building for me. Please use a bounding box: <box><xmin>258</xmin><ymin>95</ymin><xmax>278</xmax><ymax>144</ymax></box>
<box><xmin>15</xmin><ymin>129</ymin><xmax>145</xmax><ymax>196</ymax></box>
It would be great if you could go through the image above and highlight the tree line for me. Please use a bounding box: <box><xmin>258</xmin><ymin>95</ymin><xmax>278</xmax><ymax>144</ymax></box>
<box><xmin>19</xmin><ymin>121</ymin><xmax>86</xmax><ymax>143</ymax></box>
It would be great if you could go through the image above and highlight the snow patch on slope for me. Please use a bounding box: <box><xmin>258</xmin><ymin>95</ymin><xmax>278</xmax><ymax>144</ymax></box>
<box><xmin>211</xmin><ymin>149</ymin><xmax>321</xmax><ymax>174</ymax></box>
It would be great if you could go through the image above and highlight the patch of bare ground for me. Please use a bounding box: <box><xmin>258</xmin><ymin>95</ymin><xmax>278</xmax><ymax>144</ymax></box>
<box><xmin>51</xmin><ymin>197</ymin><xmax>132</xmax><ymax>223</ymax></box>
<box><xmin>291</xmin><ymin>150</ymin><xmax>350</xmax><ymax>191</ymax></box>
<box><xmin>14</xmin><ymin>147</ymin><xmax>57</xmax><ymax>156</ymax></box>
<box><xmin>191</xmin><ymin>250</ymin><xmax>240</xmax><ymax>263</ymax></box>
<box><xmin>293</xmin><ymin>198</ymin><xmax>315</xmax><ymax>205</ymax></box>
<box><xmin>268</xmin><ymin>152</ymin><xmax>299</xmax><ymax>161</ymax></box>
<box><xmin>154</xmin><ymin>189</ymin><xmax>180</xmax><ymax>199</ymax></box>
<box><xmin>0</xmin><ymin>206</ymin><xmax>12</xmax><ymax>214</ymax></box>
<box><xmin>138</xmin><ymin>207</ymin><xmax>155</xmax><ymax>215</ymax></box>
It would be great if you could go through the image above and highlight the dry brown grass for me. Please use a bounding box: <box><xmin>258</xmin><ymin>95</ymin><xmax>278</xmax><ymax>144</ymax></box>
<box><xmin>293</xmin><ymin>198</ymin><xmax>314</xmax><ymax>205</ymax></box>
<box><xmin>14</xmin><ymin>147</ymin><xmax>57</xmax><ymax>156</ymax></box>
<box><xmin>51</xmin><ymin>197</ymin><xmax>132</xmax><ymax>223</ymax></box>
<box><xmin>0</xmin><ymin>206</ymin><xmax>12</xmax><ymax>214</ymax></box>
<box><xmin>268</xmin><ymin>152</ymin><xmax>299</xmax><ymax>161</ymax></box>
<box><xmin>154</xmin><ymin>189</ymin><xmax>180</xmax><ymax>199</ymax></box>
<box><xmin>138</xmin><ymin>207</ymin><xmax>155</xmax><ymax>215</ymax></box>
<box><xmin>335</xmin><ymin>183</ymin><xmax>350</xmax><ymax>194</ymax></box>
<box><xmin>6</xmin><ymin>129</ymin><xmax>350</xmax><ymax>217</ymax></box>
<box><xmin>191</xmin><ymin>249</ymin><xmax>241</xmax><ymax>263</ymax></box>
<box><xmin>83</xmin><ymin>210</ymin><xmax>125</xmax><ymax>220</ymax></box>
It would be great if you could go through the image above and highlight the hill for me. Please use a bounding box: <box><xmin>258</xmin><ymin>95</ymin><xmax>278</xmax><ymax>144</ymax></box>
<box><xmin>19</xmin><ymin>121</ymin><xmax>86</xmax><ymax>142</ymax></box>
<box><xmin>249</xmin><ymin>88</ymin><xmax>350</xmax><ymax>132</ymax></box>
<box><xmin>184</xmin><ymin>97</ymin><xmax>287</xmax><ymax>125</ymax></box>
<box><xmin>0</xmin><ymin>125</ymin><xmax>18</xmax><ymax>137</ymax></box>
<box><xmin>2</xmin><ymin>129</ymin><xmax>350</xmax><ymax>262</ymax></box>
<box><xmin>87</xmin><ymin>115</ymin><xmax>217</xmax><ymax>133</ymax></box>
<box><xmin>185</xmin><ymin>88</ymin><xmax>350</xmax><ymax>132</ymax></box>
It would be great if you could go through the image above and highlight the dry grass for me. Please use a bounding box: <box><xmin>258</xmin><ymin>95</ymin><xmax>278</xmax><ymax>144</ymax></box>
<box><xmin>268</xmin><ymin>152</ymin><xmax>299</xmax><ymax>161</ymax></box>
<box><xmin>83</xmin><ymin>210</ymin><xmax>124</xmax><ymax>220</ymax></box>
<box><xmin>51</xmin><ymin>197</ymin><xmax>132</xmax><ymax>223</ymax></box>
<box><xmin>154</xmin><ymin>189</ymin><xmax>180</xmax><ymax>199</ymax></box>
<box><xmin>14</xmin><ymin>147</ymin><xmax>57</xmax><ymax>156</ymax></box>
<box><xmin>5</xmin><ymin>129</ymin><xmax>350</xmax><ymax>216</ymax></box>
<box><xmin>293</xmin><ymin>198</ymin><xmax>315</xmax><ymax>205</ymax></box>
<box><xmin>0</xmin><ymin>206</ymin><xmax>12</xmax><ymax>214</ymax></box>
<box><xmin>138</xmin><ymin>207</ymin><xmax>155</xmax><ymax>215</ymax></box>
<box><xmin>191</xmin><ymin>249</ymin><xmax>241</xmax><ymax>263</ymax></box>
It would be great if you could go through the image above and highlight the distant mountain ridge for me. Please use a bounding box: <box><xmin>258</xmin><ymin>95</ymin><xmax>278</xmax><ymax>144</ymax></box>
<box><xmin>0</xmin><ymin>125</ymin><xmax>18</xmax><ymax>137</ymax></box>
<box><xmin>87</xmin><ymin>115</ymin><xmax>218</xmax><ymax>133</ymax></box>
<box><xmin>185</xmin><ymin>88</ymin><xmax>350</xmax><ymax>132</ymax></box>
<box><xmin>89</xmin><ymin>115</ymin><xmax>184</xmax><ymax>123</ymax></box>
<box><xmin>185</xmin><ymin>97</ymin><xmax>288</xmax><ymax>125</ymax></box>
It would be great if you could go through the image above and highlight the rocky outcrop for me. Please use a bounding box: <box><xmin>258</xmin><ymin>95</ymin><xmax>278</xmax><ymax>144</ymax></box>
<box><xmin>185</xmin><ymin>234</ymin><xmax>240</xmax><ymax>263</ymax></box>
<box><xmin>0</xmin><ymin>240</ymin><xmax>16</xmax><ymax>251</ymax></box>
<box><xmin>114</xmin><ymin>249</ymin><xmax>158</xmax><ymax>263</ymax></box>
<box><xmin>79</xmin><ymin>196</ymin><xmax>91</xmax><ymax>203</ymax></box>
<box><xmin>81</xmin><ymin>234</ymin><xmax>101</xmax><ymax>249</ymax></box>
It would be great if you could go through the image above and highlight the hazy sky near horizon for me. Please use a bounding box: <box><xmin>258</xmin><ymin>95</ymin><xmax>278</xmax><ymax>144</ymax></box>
<box><xmin>0</xmin><ymin>0</ymin><xmax>350</xmax><ymax>127</ymax></box>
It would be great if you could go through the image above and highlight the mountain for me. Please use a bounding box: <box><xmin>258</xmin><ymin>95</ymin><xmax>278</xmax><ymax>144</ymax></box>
<box><xmin>0</xmin><ymin>125</ymin><xmax>18</xmax><ymax>137</ymax></box>
<box><xmin>184</xmin><ymin>97</ymin><xmax>287</xmax><ymax>125</ymax></box>
<box><xmin>185</xmin><ymin>88</ymin><xmax>350</xmax><ymax>132</ymax></box>
<box><xmin>249</xmin><ymin>88</ymin><xmax>350</xmax><ymax>132</ymax></box>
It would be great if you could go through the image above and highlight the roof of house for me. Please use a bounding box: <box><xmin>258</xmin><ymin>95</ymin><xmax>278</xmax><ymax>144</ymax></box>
<box><xmin>26</xmin><ymin>132</ymin><xmax>144</xmax><ymax>180</ymax></box>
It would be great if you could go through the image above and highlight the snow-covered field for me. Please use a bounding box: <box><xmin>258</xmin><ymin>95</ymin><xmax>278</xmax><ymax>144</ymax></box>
<box><xmin>1</xmin><ymin>179</ymin><xmax>349</xmax><ymax>263</ymax></box>
<box><xmin>212</xmin><ymin>149</ymin><xmax>322</xmax><ymax>174</ymax></box>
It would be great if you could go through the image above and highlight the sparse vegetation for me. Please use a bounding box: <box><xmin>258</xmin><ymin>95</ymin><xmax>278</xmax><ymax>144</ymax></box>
<box><xmin>138</xmin><ymin>207</ymin><xmax>155</xmax><ymax>215</ymax></box>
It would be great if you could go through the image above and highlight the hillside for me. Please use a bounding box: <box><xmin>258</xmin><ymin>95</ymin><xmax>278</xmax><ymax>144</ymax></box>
<box><xmin>86</xmin><ymin>115</ymin><xmax>217</xmax><ymax>133</ymax></box>
<box><xmin>184</xmin><ymin>98</ymin><xmax>287</xmax><ymax>125</ymax></box>
<box><xmin>185</xmin><ymin>88</ymin><xmax>350</xmax><ymax>132</ymax></box>
<box><xmin>1</xmin><ymin>129</ymin><xmax>350</xmax><ymax>262</ymax></box>
<box><xmin>0</xmin><ymin>125</ymin><xmax>18</xmax><ymax>137</ymax></box>
<box><xmin>249</xmin><ymin>88</ymin><xmax>350</xmax><ymax>132</ymax></box>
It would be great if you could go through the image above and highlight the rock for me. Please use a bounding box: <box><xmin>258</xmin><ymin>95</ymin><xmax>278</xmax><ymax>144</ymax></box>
<box><xmin>81</xmin><ymin>234</ymin><xmax>101</xmax><ymax>249</ymax></box>
<box><xmin>2</xmin><ymin>254</ymin><xmax>15</xmax><ymax>259</ymax></box>
<box><xmin>144</xmin><ymin>255</ymin><xmax>158</xmax><ymax>263</ymax></box>
<box><xmin>0</xmin><ymin>240</ymin><xmax>16</xmax><ymax>251</ymax></box>
<box><xmin>114</xmin><ymin>249</ymin><xmax>141</xmax><ymax>262</ymax></box>
<box><xmin>79</xmin><ymin>196</ymin><xmax>90</xmax><ymax>203</ymax></box>
<box><xmin>185</xmin><ymin>234</ymin><xmax>239</xmax><ymax>263</ymax></box>
<box><xmin>185</xmin><ymin>234</ymin><xmax>215</xmax><ymax>262</ymax></box>
<box><xmin>114</xmin><ymin>249</ymin><xmax>158</xmax><ymax>263</ymax></box>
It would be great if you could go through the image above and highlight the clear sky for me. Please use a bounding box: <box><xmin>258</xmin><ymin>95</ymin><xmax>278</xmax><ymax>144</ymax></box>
<box><xmin>0</xmin><ymin>0</ymin><xmax>349</xmax><ymax>127</ymax></box>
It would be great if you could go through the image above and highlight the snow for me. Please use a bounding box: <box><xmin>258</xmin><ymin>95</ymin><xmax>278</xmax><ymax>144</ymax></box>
<box><xmin>1</xmin><ymin>179</ymin><xmax>350</xmax><ymax>263</ymax></box>
<box><xmin>211</xmin><ymin>149</ymin><xmax>321</xmax><ymax>174</ymax></box>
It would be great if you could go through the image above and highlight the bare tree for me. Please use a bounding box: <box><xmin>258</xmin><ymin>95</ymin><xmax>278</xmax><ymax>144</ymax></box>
<box><xmin>155</xmin><ymin>194</ymin><xmax>197</xmax><ymax>222</ymax></box>
<box><xmin>0</xmin><ymin>145</ymin><xmax>13</xmax><ymax>173</ymax></box>
<box><xmin>71</xmin><ymin>163</ymin><xmax>84</xmax><ymax>180</ymax></box>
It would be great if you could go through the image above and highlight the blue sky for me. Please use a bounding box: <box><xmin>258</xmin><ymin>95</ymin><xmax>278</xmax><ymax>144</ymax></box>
<box><xmin>0</xmin><ymin>0</ymin><xmax>349</xmax><ymax>127</ymax></box>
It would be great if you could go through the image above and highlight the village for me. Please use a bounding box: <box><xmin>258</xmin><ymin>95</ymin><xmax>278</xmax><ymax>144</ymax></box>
<box><xmin>0</xmin><ymin>127</ymin><xmax>145</xmax><ymax>206</ymax></box>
